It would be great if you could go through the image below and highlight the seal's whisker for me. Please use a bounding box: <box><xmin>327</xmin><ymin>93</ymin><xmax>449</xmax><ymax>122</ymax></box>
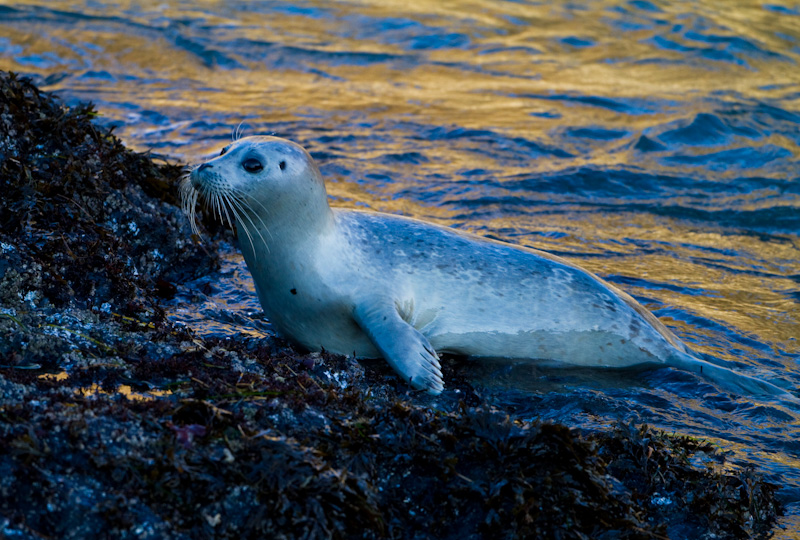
<box><xmin>189</xmin><ymin>193</ymin><xmax>201</xmax><ymax>235</ymax></box>
<box><xmin>228</xmin><ymin>203</ymin><xmax>258</xmax><ymax>258</ymax></box>
<box><xmin>232</xmin><ymin>122</ymin><xmax>245</xmax><ymax>142</ymax></box>
<box><xmin>212</xmin><ymin>192</ymin><xmax>225</xmax><ymax>225</ymax></box>
<box><xmin>228</xmin><ymin>188</ymin><xmax>274</xmax><ymax>241</ymax></box>
<box><xmin>178</xmin><ymin>175</ymin><xmax>190</xmax><ymax>205</ymax></box>
<box><xmin>217</xmin><ymin>191</ymin><xmax>237</xmax><ymax>231</ymax></box>
<box><xmin>205</xmin><ymin>189</ymin><xmax>218</xmax><ymax>223</ymax></box>
<box><xmin>212</xmin><ymin>191</ymin><xmax>228</xmax><ymax>228</ymax></box>
<box><xmin>208</xmin><ymin>191</ymin><xmax>223</xmax><ymax>227</ymax></box>
<box><xmin>228</xmin><ymin>194</ymin><xmax>270</xmax><ymax>254</ymax></box>
<box><xmin>227</xmin><ymin>185</ymin><xmax>269</xmax><ymax>214</ymax></box>
<box><xmin>223</xmin><ymin>193</ymin><xmax>262</xmax><ymax>260</ymax></box>
<box><xmin>179</xmin><ymin>175</ymin><xmax>205</xmax><ymax>238</ymax></box>
<box><xmin>231</xmin><ymin>188</ymin><xmax>274</xmax><ymax>245</ymax></box>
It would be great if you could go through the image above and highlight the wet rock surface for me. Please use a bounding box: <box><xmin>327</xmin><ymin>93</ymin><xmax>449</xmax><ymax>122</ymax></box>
<box><xmin>0</xmin><ymin>71</ymin><xmax>781</xmax><ymax>539</ymax></box>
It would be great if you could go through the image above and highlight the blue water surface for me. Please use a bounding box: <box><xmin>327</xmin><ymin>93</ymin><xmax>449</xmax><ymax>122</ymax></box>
<box><xmin>2</xmin><ymin>0</ymin><xmax>799</xmax><ymax>534</ymax></box>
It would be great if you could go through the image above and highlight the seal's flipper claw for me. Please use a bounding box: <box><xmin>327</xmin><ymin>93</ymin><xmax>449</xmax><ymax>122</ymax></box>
<box><xmin>353</xmin><ymin>297</ymin><xmax>444</xmax><ymax>395</ymax></box>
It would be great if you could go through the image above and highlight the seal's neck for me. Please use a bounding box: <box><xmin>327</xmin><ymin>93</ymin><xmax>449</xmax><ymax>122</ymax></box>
<box><xmin>235</xmin><ymin>195</ymin><xmax>335</xmax><ymax>264</ymax></box>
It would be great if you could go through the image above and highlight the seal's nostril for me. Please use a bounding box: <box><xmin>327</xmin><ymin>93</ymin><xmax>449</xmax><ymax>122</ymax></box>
<box><xmin>198</xmin><ymin>163</ymin><xmax>212</xmax><ymax>172</ymax></box>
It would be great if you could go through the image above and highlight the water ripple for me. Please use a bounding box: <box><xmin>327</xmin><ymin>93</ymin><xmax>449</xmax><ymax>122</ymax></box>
<box><xmin>2</xmin><ymin>0</ymin><xmax>800</xmax><ymax>533</ymax></box>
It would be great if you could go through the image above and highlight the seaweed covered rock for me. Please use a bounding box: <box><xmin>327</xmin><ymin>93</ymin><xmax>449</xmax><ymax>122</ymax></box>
<box><xmin>0</xmin><ymin>70</ymin><xmax>218</xmax><ymax>371</ymax></box>
<box><xmin>0</xmin><ymin>70</ymin><xmax>214</xmax><ymax>311</ymax></box>
<box><xmin>0</xmin><ymin>344</ymin><xmax>781</xmax><ymax>539</ymax></box>
<box><xmin>0</xmin><ymin>72</ymin><xmax>783</xmax><ymax>539</ymax></box>
<box><xmin>598</xmin><ymin>422</ymin><xmax>781</xmax><ymax>539</ymax></box>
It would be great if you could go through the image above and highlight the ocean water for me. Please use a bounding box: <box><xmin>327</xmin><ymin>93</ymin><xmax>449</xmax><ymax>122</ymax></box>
<box><xmin>2</xmin><ymin>0</ymin><xmax>799</xmax><ymax>534</ymax></box>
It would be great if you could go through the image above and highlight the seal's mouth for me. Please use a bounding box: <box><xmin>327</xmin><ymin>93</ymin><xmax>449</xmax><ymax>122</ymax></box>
<box><xmin>178</xmin><ymin>165</ymin><xmax>272</xmax><ymax>257</ymax></box>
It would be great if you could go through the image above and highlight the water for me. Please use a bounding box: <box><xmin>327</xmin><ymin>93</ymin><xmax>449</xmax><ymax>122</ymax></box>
<box><xmin>2</xmin><ymin>0</ymin><xmax>800</xmax><ymax>534</ymax></box>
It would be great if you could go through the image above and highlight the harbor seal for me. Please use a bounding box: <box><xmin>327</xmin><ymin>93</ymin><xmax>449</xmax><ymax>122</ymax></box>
<box><xmin>181</xmin><ymin>135</ymin><xmax>790</xmax><ymax>398</ymax></box>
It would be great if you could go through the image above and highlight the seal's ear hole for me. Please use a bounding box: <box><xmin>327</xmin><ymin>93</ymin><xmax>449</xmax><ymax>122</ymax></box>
<box><xmin>279</xmin><ymin>160</ymin><xmax>286</xmax><ymax>171</ymax></box>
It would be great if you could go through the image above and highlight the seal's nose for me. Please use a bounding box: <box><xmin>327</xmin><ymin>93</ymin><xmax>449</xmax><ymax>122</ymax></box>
<box><xmin>191</xmin><ymin>163</ymin><xmax>213</xmax><ymax>188</ymax></box>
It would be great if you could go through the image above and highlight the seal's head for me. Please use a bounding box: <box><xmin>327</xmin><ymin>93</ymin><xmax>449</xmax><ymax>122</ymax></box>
<box><xmin>181</xmin><ymin>136</ymin><xmax>331</xmax><ymax>254</ymax></box>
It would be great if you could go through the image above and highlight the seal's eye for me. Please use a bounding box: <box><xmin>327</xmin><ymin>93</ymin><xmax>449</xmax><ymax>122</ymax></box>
<box><xmin>242</xmin><ymin>158</ymin><xmax>264</xmax><ymax>173</ymax></box>
<box><xmin>279</xmin><ymin>160</ymin><xmax>286</xmax><ymax>171</ymax></box>
<box><xmin>220</xmin><ymin>147</ymin><xmax>228</xmax><ymax>156</ymax></box>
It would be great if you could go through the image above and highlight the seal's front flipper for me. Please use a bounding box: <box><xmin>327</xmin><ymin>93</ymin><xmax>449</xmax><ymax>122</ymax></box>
<box><xmin>353</xmin><ymin>298</ymin><xmax>444</xmax><ymax>395</ymax></box>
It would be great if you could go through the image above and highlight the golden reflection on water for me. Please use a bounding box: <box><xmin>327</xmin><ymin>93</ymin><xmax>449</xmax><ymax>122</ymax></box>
<box><xmin>6</xmin><ymin>0</ymin><xmax>800</xmax><ymax>155</ymax></box>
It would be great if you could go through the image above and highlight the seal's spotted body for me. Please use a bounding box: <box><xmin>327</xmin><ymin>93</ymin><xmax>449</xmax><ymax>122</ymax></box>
<box><xmin>183</xmin><ymin>136</ymin><xmax>789</xmax><ymax>398</ymax></box>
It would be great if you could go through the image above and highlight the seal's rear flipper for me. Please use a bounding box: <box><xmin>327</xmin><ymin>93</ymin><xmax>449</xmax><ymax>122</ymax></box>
<box><xmin>671</xmin><ymin>353</ymin><xmax>796</xmax><ymax>402</ymax></box>
<box><xmin>353</xmin><ymin>296</ymin><xmax>444</xmax><ymax>395</ymax></box>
